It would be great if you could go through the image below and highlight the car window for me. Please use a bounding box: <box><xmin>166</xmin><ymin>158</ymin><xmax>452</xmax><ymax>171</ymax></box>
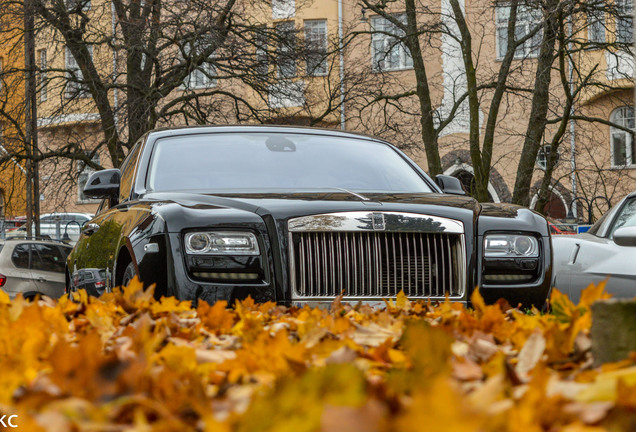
<box><xmin>587</xmin><ymin>205</ymin><xmax>619</xmax><ymax>236</ymax></box>
<box><xmin>11</xmin><ymin>244</ymin><xmax>30</xmax><ymax>269</ymax></box>
<box><xmin>31</xmin><ymin>244</ymin><xmax>66</xmax><ymax>273</ymax></box>
<box><xmin>609</xmin><ymin>197</ymin><xmax>636</xmax><ymax>238</ymax></box>
<box><xmin>147</xmin><ymin>133</ymin><xmax>433</xmax><ymax>193</ymax></box>
<box><xmin>60</xmin><ymin>246</ymin><xmax>73</xmax><ymax>257</ymax></box>
<box><xmin>120</xmin><ymin>141</ymin><xmax>142</xmax><ymax>201</ymax></box>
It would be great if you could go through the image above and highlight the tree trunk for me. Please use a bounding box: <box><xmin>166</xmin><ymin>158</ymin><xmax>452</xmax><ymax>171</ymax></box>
<box><xmin>591</xmin><ymin>300</ymin><xmax>636</xmax><ymax>366</ymax></box>
<box><xmin>512</xmin><ymin>0</ymin><xmax>560</xmax><ymax>207</ymax></box>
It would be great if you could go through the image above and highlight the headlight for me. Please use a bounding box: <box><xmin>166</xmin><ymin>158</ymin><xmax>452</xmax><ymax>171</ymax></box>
<box><xmin>484</xmin><ymin>234</ymin><xmax>539</xmax><ymax>258</ymax></box>
<box><xmin>184</xmin><ymin>231</ymin><xmax>260</xmax><ymax>255</ymax></box>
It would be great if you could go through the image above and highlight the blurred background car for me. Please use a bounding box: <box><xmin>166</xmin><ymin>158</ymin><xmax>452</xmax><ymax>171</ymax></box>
<box><xmin>548</xmin><ymin>221</ymin><xmax>576</xmax><ymax>235</ymax></box>
<box><xmin>0</xmin><ymin>217</ymin><xmax>26</xmax><ymax>239</ymax></box>
<box><xmin>0</xmin><ymin>238</ymin><xmax>73</xmax><ymax>300</ymax></box>
<box><xmin>6</xmin><ymin>213</ymin><xmax>93</xmax><ymax>244</ymax></box>
<box><xmin>552</xmin><ymin>191</ymin><xmax>636</xmax><ymax>303</ymax></box>
<box><xmin>69</xmin><ymin>268</ymin><xmax>107</xmax><ymax>296</ymax></box>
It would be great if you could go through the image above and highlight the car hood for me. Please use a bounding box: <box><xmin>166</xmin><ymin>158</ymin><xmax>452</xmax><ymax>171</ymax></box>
<box><xmin>141</xmin><ymin>191</ymin><xmax>547</xmax><ymax>236</ymax></box>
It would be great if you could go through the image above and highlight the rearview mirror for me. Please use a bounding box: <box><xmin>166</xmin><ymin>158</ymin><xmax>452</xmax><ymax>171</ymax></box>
<box><xmin>83</xmin><ymin>169</ymin><xmax>121</xmax><ymax>200</ymax></box>
<box><xmin>435</xmin><ymin>175</ymin><xmax>466</xmax><ymax>196</ymax></box>
<box><xmin>613</xmin><ymin>226</ymin><xmax>636</xmax><ymax>247</ymax></box>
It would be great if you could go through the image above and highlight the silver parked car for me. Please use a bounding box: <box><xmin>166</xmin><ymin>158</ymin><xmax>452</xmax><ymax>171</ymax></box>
<box><xmin>0</xmin><ymin>238</ymin><xmax>73</xmax><ymax>300</ymax></box>
<box><xmin>552</xmin><ymin>191</ymin><xmax>636</xmax><ymax>304</ymax></box>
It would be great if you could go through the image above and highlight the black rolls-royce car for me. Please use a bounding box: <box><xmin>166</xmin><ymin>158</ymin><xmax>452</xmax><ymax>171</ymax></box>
<box><xmin>66</xmin><ymin>126</ymin><xmax>552</xmax><ymax>307</ymax></box>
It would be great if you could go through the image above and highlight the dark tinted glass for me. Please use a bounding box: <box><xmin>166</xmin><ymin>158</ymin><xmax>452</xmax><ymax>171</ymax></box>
<box><xmin>147</xmin><ymin>133</ymin><xmax>432</xmax><ymax>193</ymax></box>
<box><xmin>32</xmin><ymin>244</ymin><xmax>65</xmax><ymax>273</ymax></box>
<box><xmin>11</xmin><ymin>244</ymin><xmax>30</xmax><ymax>269</ymax></box>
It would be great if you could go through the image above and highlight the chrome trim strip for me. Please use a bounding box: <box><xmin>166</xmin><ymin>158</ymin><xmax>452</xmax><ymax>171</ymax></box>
<box><xmin>288</xmin><ymin>211</ymin><xmax>464</xmax><ymax>234</ymax></box>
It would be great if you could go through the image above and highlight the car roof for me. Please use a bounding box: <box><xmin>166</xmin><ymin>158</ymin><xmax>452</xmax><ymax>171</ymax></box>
<box><xmin>145</xmin><ymin>125</ymin><xmax>393</xmax><ymax>146</ymax></box>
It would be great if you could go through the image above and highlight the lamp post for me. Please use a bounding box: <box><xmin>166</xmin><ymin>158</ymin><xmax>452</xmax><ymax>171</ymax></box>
<box><xmin>566</xmin><ymin>195</ymin><xmax>612</xmax><ymax>225</ymax></box>
<box><xmin>61</xmin><ymin>220</ymin><xmax>82</xmax><ymax>243</ymax></box>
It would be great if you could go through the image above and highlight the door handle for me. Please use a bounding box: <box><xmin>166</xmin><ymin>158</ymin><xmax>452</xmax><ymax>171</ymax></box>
<box><xmin>83</xmin><ymin>223</ymin><xmax>100</xmax><ymax>236</ymax></box>
<box><xmin>37</xmin><ymin>277</ymin><xmax>47</xmax><ymax>282</ymax></box>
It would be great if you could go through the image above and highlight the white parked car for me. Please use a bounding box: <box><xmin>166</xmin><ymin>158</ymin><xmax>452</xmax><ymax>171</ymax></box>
<box><xmin>552</xmin><ymin>192</ymin><xmax>636</xmax><ymax>304</ymax></box>
<box><xmin>0</xmin><ymin>238</ymin><xmax>73</xmax><ymax>300</ymax></box>
<box><xmin>7</xmin><ymin>213</ymin><xmax>93</xmax><ymax>244</ymax></box>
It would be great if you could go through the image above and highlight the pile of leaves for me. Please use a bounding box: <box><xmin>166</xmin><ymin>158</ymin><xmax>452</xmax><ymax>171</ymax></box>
<box><xmin>0</xmin><ymin>280</ymin><xmax>635</xmax><ymax>432</ymax></box>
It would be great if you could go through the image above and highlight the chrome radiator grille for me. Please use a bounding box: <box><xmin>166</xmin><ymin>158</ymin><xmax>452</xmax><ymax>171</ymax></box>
<box><xmin>289</xmin><ymin>231</ymin><xmax>465</xmax><ymax>299</ymax></box>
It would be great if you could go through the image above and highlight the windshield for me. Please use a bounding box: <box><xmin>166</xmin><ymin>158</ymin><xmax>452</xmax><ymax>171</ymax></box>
<box><xmin>147</xmin><ymin>133</ymin><xmax>433</xmax><ymax>193</ymax></box>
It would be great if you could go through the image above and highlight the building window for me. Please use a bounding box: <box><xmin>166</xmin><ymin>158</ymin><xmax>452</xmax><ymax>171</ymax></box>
<box><xmin>536</xmin><ymin>145</ymin><xmax>559</xmax><ymax>170</ymax></box>
<box><xmin>304</xmin><ymin>20</ymin><xmax>327</xmax><ymax>76</ymax></box>
<box><xmin>272</xmin><ymin>0</ymin><xmax>294</xmax><ymax>19</ymax></box>
<box><xmin>371</xmin><ymin>14</ymin><xmax>413</xmax><ymax>72</ymax></box>
<box><xmin>184</xmin><ymin>60</ymin><xmax>216</xmax><ymax>89</ymax></box>
<box><xmin>66</xmin><ymin>0</ymin><xmax>91</xmax><ymax>11</ymax></box>
<box><xmin>181</xmin><ymin>39</ymin><xmax>217</xmax><ymax>90</ymax></box>
<box><xmin>616</xmin><ymin>0</ymin><xmax>633</xmax><ymax>44</ymax></box>
<box><xmin>65</xmin><ymin>46</ymin><xmax>92</xmax><ymax>98</ymax></box>
<box><xmin>611</xmin><ymin>106</ymin><xmax>635</xmax><ymax>167</ymax></box>
<box><xmin>496</xmin><ymin>5</ymin><xmax>542</xmax><ymax>59</ymax></box>
<box><xmin>276</xmin><ymin>21</ymin><xmax>297</xmax><ymax>78</ymax></box>
<box><xmin>39</xmin><ymin>49</ymin><xmax>47</xmax><ymax>102</ymax></box>
<box><xmin>77</xmin><ymin>153</ymin><xmax>100</xmax><ymax>202</ymax></box>
<box><xmin>255</xmin><ymin>26</ymin><xmax>269</xmax><ymax>77</ymax></box>
<box><xmin>588</xmin><ymin>2</ymin><xmax>606</xmax><ymax>43</ymax></box>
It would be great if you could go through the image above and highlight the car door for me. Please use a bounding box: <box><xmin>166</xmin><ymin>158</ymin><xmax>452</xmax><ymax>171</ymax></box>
<box><xmin>568</xmin><ymin>197</ymin><xmax>636</xmax><ymax>303</ymax></box>
<box><xmin>72</xmin><ymin>211</ymin><xmax>121</xmax><ymax>288</ymax></box>
<box><xmin>30</xmin><ymin>243</ymin><xmax>70</xmax><ymax>298</ymax></box>
<box><xmin>2</xmin><ymin>243</ymin><xmax>38</xmax><ymax>298</ymax></box>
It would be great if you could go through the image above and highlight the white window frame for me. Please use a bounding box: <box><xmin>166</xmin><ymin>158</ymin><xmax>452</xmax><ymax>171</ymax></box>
<box><xmin>304</xmin><ymin>20</ymin><xmax>328</xmax><ymax>76</ymax></box>
<box><xmin>616</xmin><ymin>0</ymin><xmax>633</xmax><ymax>44</ymax></box>
<box><xmin>370</xmin><ymin>14</ymin><xmax>413</xmax><ymax>72</ymax></box>
<box><xmin>610</xmin><ymin>106</ymin><xmax>635</xmax><ymax>168</ymax></box>
<box><xmin>65</xmin><ymin>46</ymin><xmax>93</xmax><ymax>98</ymax></box>
<box><xmin>536</xmin><ymin>144</ymin><xmax>559</xmax><ymax>170</ymax></box>
<box><xmin>588</xmin><ymin>1</ymin><xmax>606</xmax><ymax>44</ymax></box>
<box><xmin>77</xmin><ymin>153</ymin><xmax>100</xmax><ymax>203</ymax></box>
<box><xmin>276</xmin><ymin>21</ymin><xmax>297</xmax><ymax>79</ymax></box>
<box><xmin>495</xmin><ymin>5</ymin><xmax>543</xmax><ymax>60</ymax></box>
<box><xmin>183</xmin><ymin>42</ymin><xmax>217</xmax><ymax>90</ymax></box>
<box><xmin>39</xmin><ymin>49</ymin><xmax>47</xmax><ymax>102</ymax></box>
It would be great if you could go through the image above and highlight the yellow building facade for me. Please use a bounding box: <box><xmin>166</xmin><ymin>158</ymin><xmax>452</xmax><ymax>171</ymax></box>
<box><xmin>9</xmin><ymin>0</ymin><xmax>635</xmax><ymax>218</ymax></box>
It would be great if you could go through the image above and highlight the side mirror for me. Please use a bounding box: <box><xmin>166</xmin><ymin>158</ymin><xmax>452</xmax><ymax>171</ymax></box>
<box><xmin>83</xmin><ymin>169</ymin><xmax>121</xmax><ymax>200</ymax></box>
<box><xmin>613</xmin><ymin>226</ymin><xmax>636</xmax><ymax>247</ymax></box>
<box><xmin>435</xmin><ymin>175</ymin><xmax>466</xmax><ymax>196</ymax></box>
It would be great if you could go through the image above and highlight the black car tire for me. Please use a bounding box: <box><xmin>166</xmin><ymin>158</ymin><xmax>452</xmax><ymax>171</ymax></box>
<box><xmin>122</xmin><ymin>262</ymin><xmax>137</xmax><ymax>287</ymax></box>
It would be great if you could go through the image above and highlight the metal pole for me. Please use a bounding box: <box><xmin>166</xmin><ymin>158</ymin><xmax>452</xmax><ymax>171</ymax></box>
<box><xmin>111</xmin><ymin>1</ymin><xmax>118</xmax><ymax>130</ymax></box>
<box><xmin>338</xmin><ymin>0</ymin><xmax>345</xmax><ymax>130</ymax></box>
<box><xmin>24</xmin><ymin>0</ymin><xmax>34</xmax><ymax>236</ymax></box>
